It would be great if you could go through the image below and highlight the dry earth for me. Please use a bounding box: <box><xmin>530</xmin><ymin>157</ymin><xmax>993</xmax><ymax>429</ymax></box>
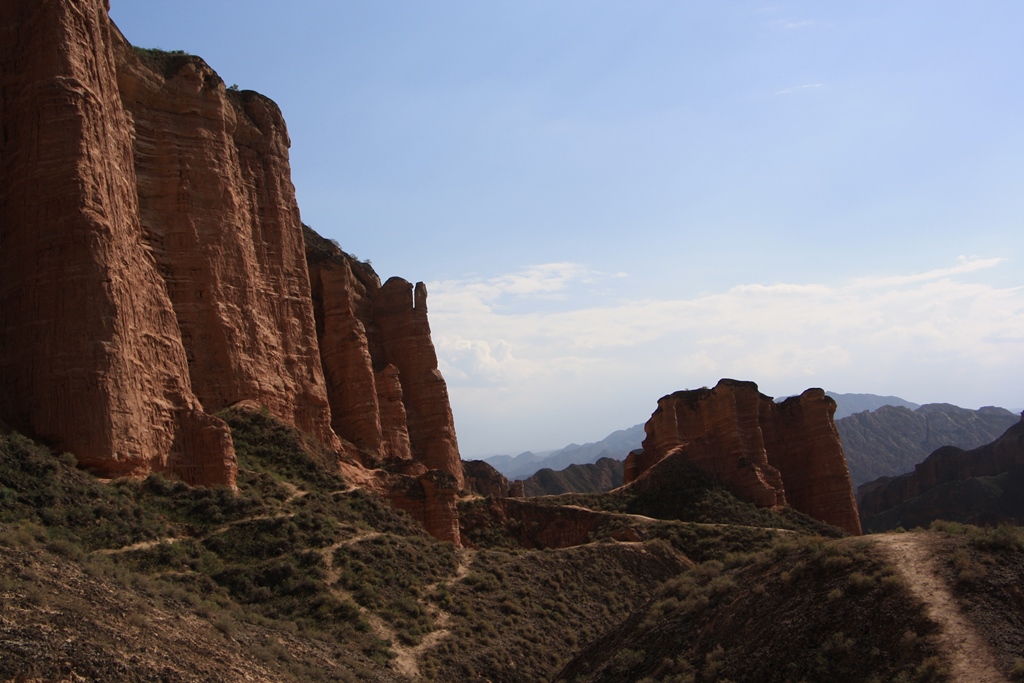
<box><xmin>869</xmin><ymin>532</ymin><xmax>1009</xmax><ymax>683</ymax></box>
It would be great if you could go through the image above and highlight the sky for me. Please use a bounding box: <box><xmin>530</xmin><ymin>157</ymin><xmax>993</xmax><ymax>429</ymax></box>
<box><xmin>110</xmin><ymin>1</ymin><xmax>1024</xmax><ymax>457</ymax></box>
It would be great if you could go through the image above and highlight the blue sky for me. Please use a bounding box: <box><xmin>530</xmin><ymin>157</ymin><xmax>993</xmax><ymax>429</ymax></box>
<box><xmin>111</xmin><ymin>1</ymin><xmax>1023</xmax><ymax>456</ymax></box>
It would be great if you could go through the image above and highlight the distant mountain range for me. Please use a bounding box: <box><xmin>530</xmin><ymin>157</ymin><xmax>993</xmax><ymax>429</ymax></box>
<box><xmin>485</xmin><ymin>393</ymin><xmax>1020</xmax><ymax>496</ymax></box>
<box><xmin>483</xmin><ymin>424</ymin><xmax>645</xmax><ymax>482</ymax></box>
<box><xmin>825</xmin><ymin>392</ymin><xmax>920</xmax><ymax>420</ymax></box>
<box><xmin>859</xmin><ymin>416</ymin><xmax>1024</xmax><ymax>531</ymax></box>
<box><xmin>839</xmin><ymin>403</ymin><xmax>1019</xmax><ymax>487</ymax></box>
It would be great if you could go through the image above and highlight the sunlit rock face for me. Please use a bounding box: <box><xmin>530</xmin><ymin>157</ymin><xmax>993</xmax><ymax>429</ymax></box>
<box><xmin>0</xmin><ymin>0</ymin><xmax>235</xmax><ymax>487</ymax></box>
<box><xmin>0</xmin><ymin>0</ymin><xmax>469</xmax><ymax>542</ymax></box>
<box><xmin>305</xmin><ymin>238</ymin><xmax>465</xmax><ymax>490</ymax></box>
<box><xmin>116</xmin><ymin>41</ymin><xmax>340</xmax><ymax>452</ymax></box>
<box><xmin>626</xmin><ymin>379</ymin><xmax>862</xmax><ymax>535</ymax></box>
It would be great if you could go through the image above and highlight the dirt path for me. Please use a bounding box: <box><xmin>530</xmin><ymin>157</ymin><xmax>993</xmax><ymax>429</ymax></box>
<box><xmin>869</xmin><ymin>532</ymin><xmax>1008</xmax><ymax>683</ymax></box>
<box><xmin>388</xmin><ymin>548</ymin><xmax>474</xmax><ymax>680</ymax></box>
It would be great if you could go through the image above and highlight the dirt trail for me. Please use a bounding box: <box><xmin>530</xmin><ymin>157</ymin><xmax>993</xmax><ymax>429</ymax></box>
<box><xmin>315</xmin><ymin>533</ymin><xmax>471</xmax><ymax>680</ymax></box>
<box><xmin>869</xmin><ymin>532</ymin><xmax>1008</xmax><ymax>683</ymax></box>
<box><xmin>389</xmin><ymin>548</ymin><xmax>475</xmax><ymax>680</ymax></box>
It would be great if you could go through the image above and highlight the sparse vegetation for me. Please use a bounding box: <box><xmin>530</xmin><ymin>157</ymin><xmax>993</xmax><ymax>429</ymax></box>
<box><xmin>4</xmin><ymin>420</ymin><xmax>1021</xmax><ymax>682</ymax></box>
<box><xmin>556</xmin><ymin>534</ymin><xmax>948</xmax><ymax>683</ymax></box>
<box><xmin>929</xmin><ymin>520</ymin><xmax>1024</xmax><ymax>677</ymax></box>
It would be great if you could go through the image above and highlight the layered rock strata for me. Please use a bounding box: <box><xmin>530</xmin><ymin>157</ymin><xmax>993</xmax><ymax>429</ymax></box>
<box><xmin>0</xmin><ymin>0</ymin><xmax>236</xmax><ymax>486</ymax></box>
<box><xmin>304</xmin><ymin>234</ymin><xmax>464</xmax><ymax>490</ymax></box>
<box><xmin>761</xmin><ymin>388</ymin><xmax>862</xmax><ymax>536</ymax></box>
<box><xmin>625</xmin><ymin>379</ymin><xmax>861</xmax><ymax>535</ymax></box>
<box><xmin>114</xmin><ymin>42</ymin><xmax>339</xmax><ymax>450</ymax></box>
<box><xmin>1</xmin><ymin>1</ymin><xmax>468</xmax><ymax>543</ymax></box>
<box><xmin>837</xmin><ymin>404</ymin><xmax>1020</xmax><ymax>488</ymax></box>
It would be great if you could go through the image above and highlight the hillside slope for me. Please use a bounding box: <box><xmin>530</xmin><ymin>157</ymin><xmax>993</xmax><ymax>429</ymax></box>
<box><xmin>0</xmin><ymin>416</ymin><xmax>688</xmax><ymax>683</ymax></box>
<box><xmin>521</xmin><ymin>457</ymin><xmax>624</xmax><ymax>496</ymax></box>
<box><xmin>556</xmin><ymin>528</ymin><xmax>1024</xmax><ymax>683</ymax></box>
<box><xmin>838</xmin><ymin>404</ymin><xmax>1019</xmax><ymax>488</ymax></box>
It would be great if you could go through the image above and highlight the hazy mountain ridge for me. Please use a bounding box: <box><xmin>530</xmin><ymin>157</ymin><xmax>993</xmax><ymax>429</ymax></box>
<box><xmin>483</xmin><ymin>424</ymin><xmax>645</xmax><ymax>481</ymax></box>
<box><xmin>859</xmin><ymin>416</ymin><xmax>1024</xmax><ymax>531</ymax></box>
<box><xmin>841</xmin><ymin>404</ymin><xmax>1020</xmax><ymax>488</ymax></box>
<box><xmin>826</xmin><ymin>392</ymin><xmax>921</xmax><ymax>419</ymax></box>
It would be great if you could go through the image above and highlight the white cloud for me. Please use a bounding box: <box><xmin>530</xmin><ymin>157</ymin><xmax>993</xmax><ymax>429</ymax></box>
<box><xmin>850</xmin><ymin>255</ymin><xmax>1005</xmax><ymax>288</ymax></box>
<box><xmin>430</xmin><ymin>258</ymin><xmax>1023</xmax><ymax>455</ymax></box>
<box><xmin>772</xmin><ymin>19</ymin><xmax>817</xmax><ymax>30</ymax></box>
<box><xmin>776</xmin><ymin>83</ymin><xmax>824</xmax><ymax>95</ymax></box>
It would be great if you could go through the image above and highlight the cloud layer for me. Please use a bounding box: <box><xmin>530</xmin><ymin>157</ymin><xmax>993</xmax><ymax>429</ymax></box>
<box><xmin>428</xmin><ymin>257</ymin><xmax>1023</xmax><ymax>456</ymax></box>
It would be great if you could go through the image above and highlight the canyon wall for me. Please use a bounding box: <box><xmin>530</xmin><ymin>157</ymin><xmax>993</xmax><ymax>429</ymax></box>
<box><xmin>0</xmin><ymin>0</ymin><xmax>465</xmax><ymax>541</ymax></box>
<box><xmin>304</xmin><ymin>232</ymin><xmax>464</xmax><ymax>490</ymax></box>
<box><xmin>625</xmin><ymin>379</ymin><xmax>861</xmax><ymax>535</ymax></box>
<box><xmin>115</xmin><ymin>42</ymin><xmax>339</xmax><ymax>450</ymax></box>
<box><xmin>0</xmin><ymin>0</ymin><xmax>235</xmax><ymax>486</ymax></box>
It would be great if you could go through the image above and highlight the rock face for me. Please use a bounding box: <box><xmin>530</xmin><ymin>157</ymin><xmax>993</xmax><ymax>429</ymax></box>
<box><xmin>761</xmin><ymin>389</ymin><xmax>862</xmax><ymax>537</ymax></box>
<box><xmin>625</xmin><ymin>380</ymin><xmax>787</xmax><ymax>509</ymax></box>
<box><xmin>375</xmin><ymin>278</ymin><xmax>464</xmax><ymax>488</ymax></box>
<box><xmin>115</xmin><ymin>43</ymin><xmax>338</xmax><ymax>450</ymax></box>
<box><xmin>859</xmin><ymin>415</ymin><xmax>1024</xmax><ymax>530</ymax></box>
<box><xmin>625</xmin><ymin>379</ymin><xmax>861</xmax><ymax>535</ymax></box>
<box><xmin>0</xmin><ymin>0</ymin><xmax>235</xmax><ymax>487</ymax></box>
<box><xmin>304</xmin><ymin>232</ymin><xmax>464</xmax><ymax>490</ymax></box>
<box><xmin>0</xmin><ymin>0</ymin><xmax>467</xmax><ymax>543</ymax></box>
<box><xmin>836</xmin><ymin>404</ymin><xmax>1020</xmax><ymax>488</ymax></box>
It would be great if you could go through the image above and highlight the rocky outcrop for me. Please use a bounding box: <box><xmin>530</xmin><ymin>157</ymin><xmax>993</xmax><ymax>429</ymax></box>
<box><xmin>626</xmin><ymin>380</ymin><xmax>787</xmax><ymax>509</ymax></box>
<box><xmin>375</xmin><ymin>278</ymin><xmax>464</xmax><ymax>488</ymax></box>
<box><xmin>381</xmin><ymin>470</ymin><xmax>462</xmax><ymax>545</ymax></box>
<box><xmin>0</xmin><ymin>0</ymin><xmax>236</xmax><ymax>487</ymax></box>
<box><xmin>859</xmin><ymin>415</ymin><xmax>1024</xmax><ymax>529</ymax></box>
<box><xmin>0</xmin><ymin>1</ymin><xmax>469</xmax><ymax>544</ymax></box>
<box><xmin>305</xmin><ymin>241</ymin><xmax>386</xmax><ymax>456</ymax></box>
<box><xmin>625</xmin><ymin>379</ymin><xmax>861</xmax><ymax>535</ymax></box>
<box><xmin>761</xmin><ymin>388</ymin><xmax>862</xmax><ymax>537</ymax></box>
<box><xmin>304</xmin><ymin>233</ymin><xmax>465</xmax><ymax>544</ymax></box>
<box><xmin>114</xmin><ymin>42</ymin><xmax>338</xmax><ymax>450</ymax></box>
<box><xmin>837</xmin><ymin>404</ymin><xmax>1020</xmax><ymax>488</ymax></box>
<box><xmin>305</xmin><ymin>234</ymin><xmax>463</xmax><ymax>488</ymax></box>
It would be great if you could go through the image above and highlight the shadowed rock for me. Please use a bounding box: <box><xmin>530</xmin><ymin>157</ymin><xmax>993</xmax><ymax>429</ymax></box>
<box><xmin>625</xmin><ymin>379</ymin><xmax>861</xmax><ymax>535</ymax></box>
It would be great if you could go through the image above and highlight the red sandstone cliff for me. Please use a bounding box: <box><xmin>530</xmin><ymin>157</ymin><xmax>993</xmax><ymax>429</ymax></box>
<box><xmin>624</xmin><ymin>379</ymin><xmax>861</xmax><ymax>535</ymax></box>
<box><xmin>0</xmin><ymin>0</ymin><xmax>235</xmax><ymax>487</ymax></box>
<box><xmin>304</xmin><ymin>234</ymin><xmax>466</xmax><ymax>544</ymax></box>
<box><xmin>1</xmin><ymin>0</ymin><xmax>467</xmax><ymax>544</ymax></box>
<box><xmin>305</xmin><ymin>232</ymin><xmax>464</xmax><ymax>489</ymax></box>
<box><xmin>115</xmin><ymin>43</ymin><xmax>339</xmax><ymax>450</ymax></box>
